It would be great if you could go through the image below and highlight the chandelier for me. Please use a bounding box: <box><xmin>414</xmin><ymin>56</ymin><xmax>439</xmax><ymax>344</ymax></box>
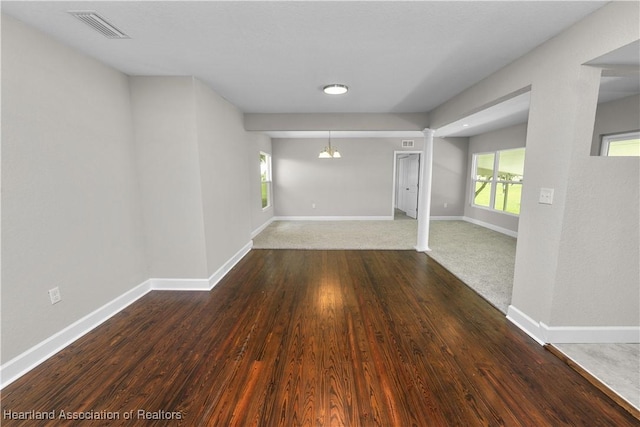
<box><xmin>319</xmin><ymin>131</ymin><xmax>341</xmax><ymax>159</ymax></box>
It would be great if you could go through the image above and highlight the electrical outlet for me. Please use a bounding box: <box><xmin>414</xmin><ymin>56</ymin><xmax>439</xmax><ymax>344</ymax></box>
<box><xmin>444</xmin><ymin>202</ymin><xmax>448</xmax><ymax>208</ymax></box>
<box><xmin>49</xmin><ymin>287</ymin><xmax>61</xmax><ymax>304</ymax></box>
<box><xmin>312</xmin><ymin>203</ymin><xmax>316</xmax><ymax>209</ymax></box>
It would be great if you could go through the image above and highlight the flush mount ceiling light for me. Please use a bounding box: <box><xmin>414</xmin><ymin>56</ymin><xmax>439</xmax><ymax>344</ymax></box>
<box><xmin>323</xmin><ymin>84</ymin><xmax>349</xmax><ymax>95</ymax></box>
<box><xmin>319</xmin><ymin>131</ymin><xmax>341</xmax><ymax>159</ymax></box>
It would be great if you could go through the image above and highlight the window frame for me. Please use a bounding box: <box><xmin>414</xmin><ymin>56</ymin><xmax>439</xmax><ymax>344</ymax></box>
<box><xmin>600</xmin><ymin>130</ymin><xmax>640</xmax><ymax>157</ymax></box>
<box><xmin>260</xmin><ymin>152</ymin><xmax>272</xmax><ymax>210</ymax></box>
<box><xmin>471</xmin><ymin>151</ymin><xmax>496</xmax><ymax>210</ymax></box>
<box><xmin>471</xmin><ymin>147</ymin><xmax>525</xmax><ymax>217</ymax></box>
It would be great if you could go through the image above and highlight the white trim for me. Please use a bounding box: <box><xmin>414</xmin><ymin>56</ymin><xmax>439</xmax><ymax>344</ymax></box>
<box><xmin>415</xmin><ymin>129</ymin><xmax>434</xmax><ymax>252</ymax></box>
<box><xmin>264</xmin><ymin>130</ymin><xmax>426</xmax><ymax>139</ymax></box>
<box><xmin>462</xmin><ymin>216</ymin><xmax>518</xmax><ymax>238</ymax></box>
<box><xmin>469</xmin><ymin>204</ymin><xmax>520</xmax><ymax>219</ymax></box>
<box><xmin>150</xmin><ymin>277</ymin><xmax>210</xmax><ymax>291</ymax></box>
<box><xmin>506</xmin><ymin>305</ymin><xmax>546</xmax><ymax>345</ymax></box>
<box><xmin>206</xmin><ymin>241</ymin><xmax>253</xmax><ymax>290</ymax></box>
<box><xmin>264</xmin><ymin>215</ymin><xmax>466</xmax><ymax>223</ymax></box>
<box><xmin>600</xmin><ymin>130</ymin><xmax>640</xmax><ymax>156</ymax></box>
<box><xmin>0</xmin><ymin>280</ymin><xmax>153</xmax><ymax>389</ymax></box>
<box><xmin>251</xmin><ymin>217</ymin><xmax>275</xmax><ymax>239</ymax></box>
<box><xmin>0</xmin><ymin>241</ymin><xmax>254</xmax><ymax>390</ymax></box>
<box><xmin>470</xmin><ymin>147</ymin><xmax>525</xmax><ymax>215</ymax></box>
<box><xmin>273</xmin><ymin>216</ymin><xmax>393</xmax><ymax>221</ymax></box>
<box><xmin>150</xmin><ymin>243</ymin><xmax>253</xmax><ymax>291</ymax></box>
<box><xmin>540</xmin><ymin>323</ymin><xmax>640</xmax><ymax>344</ymax></box>
<box><xmin>507</xmin><ymin>305</ymin><xmax>640</xmax><ymax>345</ymax></box>
<box><xmin>391</xmin><ymin>150</ymin><xmax>422</xmax><ymax>218</ymax></box>
<box><xmin>260</xmin><ymin>151</ymin><xmax>273</xmax><ymax>209</ymax></box>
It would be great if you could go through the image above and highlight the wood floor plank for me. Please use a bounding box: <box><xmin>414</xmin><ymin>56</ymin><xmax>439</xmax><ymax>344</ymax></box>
<box><xmin>1</xmin><ymin>249</ymin><xmax>637</xmax><ymax>426</ymax></box>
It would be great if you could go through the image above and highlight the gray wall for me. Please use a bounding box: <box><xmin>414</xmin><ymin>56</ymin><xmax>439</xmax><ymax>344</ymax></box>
<box><xmin>430</xmin><ymin>2</ymin><xmax>639</xmax><ymax>331</ymax></box>
<box><xmin>130</xmin><ymin>76</ymin><xmax>209</xmax><ymax>279</ymax></box>
<box><xmin>245</xmin><ymin>113</ymin><xmax>429</xmax><ymax>132</ymax></box>
<box><xmin>272</xmin><ymin>136</ymin><xmax>466</xmax><ymax>219</ymax></box>
<box><xmin>463</xmin><ymin>123</ymin><xmax>528</xmax><ymax>232</ymax></box>
<box><xmin>2</xmin><ymin>15</ymin><xmax>148</xmax><ymax>362</ymax></box>
<box><xmin>431</xmin><ymin>138</ymin><xmax>468</xmax><ymax>217</ymax></box>
<box><xmin>552</xmin><ymin>92</ymin><xmax>639</xmax><ymax>326</ymax></box>
<box><xmin>1</xmin><ymin>15</ymin><xmax>270</xmax><ymax>363</ymax></box>
<box><xmin>247</xmin><ymin>133</ymin><xmax>274</xmax><ymax>233</ymax></box>
<box><xmin>591</xmin><ymin>94</ymin><xmax>640</xmax><ymax>155</ymax></box>
<box><xmin>130</xmin><ymin>77</ymin><xmax>264</xmax><ymax>281</ymax></box>
<box><xmin>272</xmin><ymin>138</ymin><xmax>423</xmax><ymax>218</ymax></box>
<box><xmin>193</xmin><ymin>78</ymin><xmax>256</xmax><ymax>276</ymax></box>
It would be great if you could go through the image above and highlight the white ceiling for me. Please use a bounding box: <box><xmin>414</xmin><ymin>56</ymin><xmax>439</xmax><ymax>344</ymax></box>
<box><xmin>435</xmin><ymin>91</ymin><xmax>531</xmax><ymax>138</ymax></box>
<box><xmin>2</xmin><ymin>0</ymin><xmax>608</xmax><ymax>116</ymax></box>
<box><xmin>587</xmin><ymin>40</ymin><xmax>640</xmax><ymax>104</ymax></box>
<box><xmin>436</xmin><ymin>39</ymin><xmax>640</xmax><ymax>138</ymax></box>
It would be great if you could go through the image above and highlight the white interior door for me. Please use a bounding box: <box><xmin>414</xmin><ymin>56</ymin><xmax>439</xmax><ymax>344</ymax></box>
<box><xmin>397</xmin><ymin>157</ymin><xmax>406</xmax><ymax>211</ymax></box>
<box><xmin>403</xmin><ymin>154</ymin><xmax>420</xmax><ymax>218</ymax></box>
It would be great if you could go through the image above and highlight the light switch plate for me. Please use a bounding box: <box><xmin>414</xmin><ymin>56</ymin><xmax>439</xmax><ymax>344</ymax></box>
<box><xmin>49</xmin><ymin>287</ymin><xmax>61</xmax><ymax>304</ymax></box>
<box><xmin>539</xmin><ymin>188</ymin><xmax>554</xmax><ymax>205</ymax></box>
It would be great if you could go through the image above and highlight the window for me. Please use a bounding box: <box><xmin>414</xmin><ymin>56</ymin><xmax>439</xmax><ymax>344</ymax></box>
<box><xmin>601</xmin><ymin>131</ymin><xmax>640</xmax><ymax>157</ymax></box>
<box><xmin>260</xmin><ymin>152</ymin><xmax>272</xmax><ymax>209</ymax></box>
<box><xmin>472</xmin><ymin>148</ymin><xmax>525</xmax><ymax>215</ymax></box>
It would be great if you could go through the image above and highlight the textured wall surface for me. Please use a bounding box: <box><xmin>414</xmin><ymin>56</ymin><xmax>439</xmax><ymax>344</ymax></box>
<box><xmin>1</xmin><ymin>15</ymin><xmax>148</xmax><ymax>362</ymax></box>
<box><xmin>432</xmin><ymin>2</ymin><xmax>640</xmax><ymax>330</ymax></box>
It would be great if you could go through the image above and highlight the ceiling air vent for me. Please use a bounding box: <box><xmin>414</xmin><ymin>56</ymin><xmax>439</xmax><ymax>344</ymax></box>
<box><xmin>68</xmin><ymin>11</ymin><xmax>130</xmax><ymax>39</ymax></box>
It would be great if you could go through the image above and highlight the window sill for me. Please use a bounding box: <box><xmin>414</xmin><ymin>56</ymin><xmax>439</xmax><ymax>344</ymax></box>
<box><xmin>470</xmin><ymin>204</ymin><xmax>520</xmax><ymax>218</ymax></box>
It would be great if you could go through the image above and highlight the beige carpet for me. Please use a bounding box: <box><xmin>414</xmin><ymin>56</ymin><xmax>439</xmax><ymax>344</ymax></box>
<box><xmin>428</xmin><ymin>221</ymin><xmax>516</xmax><ymax>314</ymax></box>
<box><xmin>252</xmin><ymin>219</ymin><xmax>418</xmax><ymax>250</ymax></box>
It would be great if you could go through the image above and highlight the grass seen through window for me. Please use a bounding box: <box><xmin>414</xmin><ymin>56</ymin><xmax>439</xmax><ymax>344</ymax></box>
<box><xmin>472</xmin><ymin>148</ymin><xmax>525</xmax><ymax>215</ymax></box>
<box><xmin>260</xmin><ymin>152</ymin><xmax>272</xmax><ymax>209</ymax></box>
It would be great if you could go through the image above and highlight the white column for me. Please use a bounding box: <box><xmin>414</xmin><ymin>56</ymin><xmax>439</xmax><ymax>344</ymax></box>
<box><xmin>415</xmin><ymin>128</ymin><xmax>434</xmax><ymax>252</ymax></box>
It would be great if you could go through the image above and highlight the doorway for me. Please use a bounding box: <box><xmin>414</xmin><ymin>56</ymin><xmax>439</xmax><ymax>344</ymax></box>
<box><xmin>393</xmin><ymin>151</ymin><xmax>421</xmax><ymax>220</ymax></box>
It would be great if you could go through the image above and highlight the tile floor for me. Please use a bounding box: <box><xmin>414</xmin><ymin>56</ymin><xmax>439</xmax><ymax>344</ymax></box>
<box><xmin>555</xmin><ymin>343</ymin><xmax>640</xmax><ymax>410</ymax></box>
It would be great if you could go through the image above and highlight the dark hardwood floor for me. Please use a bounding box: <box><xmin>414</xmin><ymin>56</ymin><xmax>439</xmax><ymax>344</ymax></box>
<box><xmin>1</xmin><ymin>250</ymin><xmax>637</xmax><ymax>426</ymax></box>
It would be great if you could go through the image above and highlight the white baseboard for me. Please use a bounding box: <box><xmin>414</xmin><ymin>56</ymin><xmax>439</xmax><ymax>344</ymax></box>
<box><xmin>150</xmin><ymin>277</ymin><xmax>210</xmax><ymax>290</ymax></box>
<box><xmin>507</xmin><ymin>305</ymin><xmax>640</xmax><ymax>345</ymax></box>
<box><xmin>207</xmin><ymin>241</ymin><xmax>253</xmax><ymax>289</ymax></box>
<box><xmin>540</xmin><ymin>323</ymin><xmax>640</xmax><ymax>343</ymax></box>
<box><xmin>274</xmin><ymin>215</ymin><xmax>394</xmax><ymax>221</ymax></box>
<box><xmin>506</xmin><ymin>305</ymin><xmax>546</xmax><ymax>345</ymax></box>
<box><xmin>152</xmin><ymin>241</ymin><xmax>252</xmax><ymax>291</ymax></box>
<box><xmin>251</xmin><ymin>217</ymin><xmax>275</xmax><ymax>238</ymax></box>
<box><xmin>0</xmin><ymin>280</ymin><xmax>153</xmax><ymax>389</ymax></box>
<box><xmin>462</xmin><ymin>216</ymin><xmax>518</xmax><ymax>238</ymax></box>
<box><xmin>431</xmin><ymin>216</ymin><xmax>464</xmax><ymax>221</ymax></box>
<box><xmin>0</xmin><ymin>241</ymin><xmax>254</xmax><ymax>390</ymax></box>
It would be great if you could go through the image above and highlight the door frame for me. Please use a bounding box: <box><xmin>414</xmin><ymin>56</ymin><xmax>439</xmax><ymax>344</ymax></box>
<box><xmin>391</xmin><ymin>150</ymin><xmax>422</xmax><ymax>218</ymax></box>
